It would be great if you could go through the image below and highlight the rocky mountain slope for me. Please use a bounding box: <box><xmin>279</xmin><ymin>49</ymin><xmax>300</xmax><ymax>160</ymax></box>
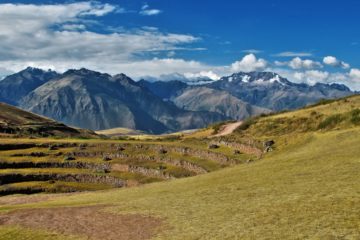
<box><xmin>138</xmin><ymin>79</ymin><xmax>188</xmax><ymax>100</ymax></box>
<box><xmin>171</xmin><ymin>86</ymin><xmax>270</xmax><ymax>119</ymax></box>
<box><xmin>209</xmin><ymin>72</ymin><xmax>353</xmax><ymax>111</ymax></box>
<box><xmin>0</xmin><ymin>67</ymin><xmax>59</xmax><ymax>105</ymax></box>
<box><xmin>139</xmin><ymin>80</ymin><xmax>270</xmax><ymax>119</ymax></box>
<box><xmin>19</xmin><ymin>69</ymin><xmax>225</xmax><ymax>133</ymax></box>
<box><xmin>139</xmin><ymin>72</ymin><xmax>353</xmax><ymax>120</ymax></box>
<box><xmin>0</xmin><ymin>68</ymin><xmax>355</xmax><ymax>133</ymax></box>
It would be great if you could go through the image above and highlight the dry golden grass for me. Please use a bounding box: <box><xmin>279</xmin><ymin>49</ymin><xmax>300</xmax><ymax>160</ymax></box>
<box><xmin>95</xmin><ymin>127</ymin><xmax>145</xmax><ymax>136</ymax></box>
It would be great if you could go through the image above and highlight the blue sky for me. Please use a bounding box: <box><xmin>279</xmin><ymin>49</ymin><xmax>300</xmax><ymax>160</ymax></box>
<box><xmin>0</xmin><ymin>0</ymin><xmax>360</xmax><ymax>89</ymax></box>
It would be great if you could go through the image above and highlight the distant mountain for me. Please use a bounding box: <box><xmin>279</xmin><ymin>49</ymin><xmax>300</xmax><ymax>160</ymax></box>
<box><xmin>209</xmin><ymin>72</ymin><xmax>354</xmax><ymax>111</ymax></box>
<box><xmin>19</xmin><ymin>69</ymin><xmax>225</xmax><ymax>133</ymax></box>
<box><xmin>0</xmin><ymin>67</ymin><xmax>59</xmax><ymax>105</ymax></box>
<box><xmin>0</xmin><ymin>68</ymin><xmax>355</xmax><ymax>134</ymax></box>
<box><xmin>0</xmin><ymin>102</ymin><xmax>96</xmax><ymax>138</ymax></box>
<box><xmin>140</xmin><ymin>73</ymin><xmax>214</xmax><ymax>85</ymax></box>
<box><xmin>171</xmin><ymin>86</ymin><xmax>271</xmax><ymax>119</ymax></box>
<box><xmin>138</xmin><ymin>79</ymin><xmax>188</xmax><ymax>100</ymax></box>
<box><xmin>140</xmin><ymin>80</ymin><xmax>270</xmax><ymax>119</ymax></box>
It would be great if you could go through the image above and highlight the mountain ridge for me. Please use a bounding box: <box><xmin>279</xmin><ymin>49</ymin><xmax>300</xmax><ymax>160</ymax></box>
<box><xmin>18</xmin><ymin>69</ymin><xmax>225</xmax><ymax>133</ymax></box>
<box><xmin>0</xmin><ymin>67</ymin><xmax>355</xmax><ymax>133</ymax></box>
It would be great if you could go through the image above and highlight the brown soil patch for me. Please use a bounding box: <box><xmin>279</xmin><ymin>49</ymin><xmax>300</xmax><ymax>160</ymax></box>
<box><xmin>0</xmin><ymin>194</ymin><xmax>52</xmax><ymax>205</ymax></box>
<box><xmin>0</xmin><ymin>206</ymin><xmax>163</xmax><ymax>240</ymax></box>
<box><xmin>211</xmin><ymin>121</ymin><xmax>243</xmax><ymax>138</ymax></box>
<box><xmin>0</xmin><ymin>193</ymin><xmax>77</xmax><ymax>205</ymax></box>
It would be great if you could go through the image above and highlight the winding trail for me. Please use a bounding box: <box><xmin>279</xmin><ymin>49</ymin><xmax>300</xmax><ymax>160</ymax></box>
<box><xmin>211</xmin><ymin>121</ymin><xmax>243</xmax><ymax>138</ymax></box>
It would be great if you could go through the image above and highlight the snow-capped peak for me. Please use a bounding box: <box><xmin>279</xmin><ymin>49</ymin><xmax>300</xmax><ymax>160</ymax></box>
<box><xmin>242</xmin><ymin>75</ymin><xmax>250</xmax><ymax>82</ymax></box>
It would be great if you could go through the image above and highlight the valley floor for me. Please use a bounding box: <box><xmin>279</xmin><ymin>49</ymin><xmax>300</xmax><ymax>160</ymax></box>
<box><xmin>0</xmin><ymin>126</ymin><xmax>359</xmax><ymax>239</ymax></box>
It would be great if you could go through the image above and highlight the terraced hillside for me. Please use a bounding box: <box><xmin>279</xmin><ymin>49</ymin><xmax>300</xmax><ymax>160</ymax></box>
<box><xmin>0</xmin><ymin>137</ymin><xmax>260</xmax><ymax>196</ymax></box>
<box><xmin>0</xmin><ymin>95</ymin><xmax>359</xmax><ymax>240</ymax></box>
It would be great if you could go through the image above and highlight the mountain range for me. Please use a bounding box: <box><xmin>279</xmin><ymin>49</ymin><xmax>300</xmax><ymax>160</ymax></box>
<box><xmin>0</xmin><ymin>67</ymin><xmax>355</xmax><ymax>133</ymax></box>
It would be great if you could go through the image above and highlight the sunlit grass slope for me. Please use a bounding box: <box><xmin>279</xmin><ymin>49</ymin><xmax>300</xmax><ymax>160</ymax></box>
<box><xmin>0</xmin><ymin>95</ymin><xmax>359</xmax><ymax>239</ymax></box>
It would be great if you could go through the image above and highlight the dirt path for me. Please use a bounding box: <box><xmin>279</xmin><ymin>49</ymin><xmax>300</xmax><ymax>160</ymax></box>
<box><xmin>211</xmin><ymin>121</ymin><xmax>243</xmax><ymax>138</ymax></box>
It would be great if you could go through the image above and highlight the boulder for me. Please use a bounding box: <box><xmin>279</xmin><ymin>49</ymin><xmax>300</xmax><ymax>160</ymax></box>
<box><xmin>208</xmin><ymin>144</ymin><xmax>220</xmax><ymax>149</ymax></box>
<box><xmin>102</xmin><ymin>156</ymin><xmax>112</xmax><ymax>161</ymax></box>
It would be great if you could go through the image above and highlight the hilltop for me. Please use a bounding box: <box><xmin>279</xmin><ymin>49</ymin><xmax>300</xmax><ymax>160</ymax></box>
<box><xmin>0</xmin><ymin>95</ymin><xmax>359</xmax><ymax>239</ymax></box>
<box><xmin>0</xmin><ymin>102</ymin><xmax>96</xmax><ymax>138</ymax></box>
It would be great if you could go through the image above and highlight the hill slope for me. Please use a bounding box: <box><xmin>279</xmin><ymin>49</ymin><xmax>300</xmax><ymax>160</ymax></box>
<box><xmin>0</xmin><ymin>95</ymin><xmax>359</xmax><ymax>239</ymax></box>
<box><xmin>0</xmin><ymin>102</ymin><xmax>95</xmax><ymax>137</ymax></box>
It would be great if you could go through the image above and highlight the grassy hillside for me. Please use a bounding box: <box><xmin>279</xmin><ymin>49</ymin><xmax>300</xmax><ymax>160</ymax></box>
<box><xmin>0</xmin><ymin>102</ymin><xmax>96</xmax><ymax>138</ymax></box>
<box><xmin>0</xmin><ymin>95</ymin><xmax>359</xmax><ymax>239</ymax></box>
<box><xmin>95</xmin><ymin>127</ymin><xmax>145</xmax><ymax>137</ymax></box>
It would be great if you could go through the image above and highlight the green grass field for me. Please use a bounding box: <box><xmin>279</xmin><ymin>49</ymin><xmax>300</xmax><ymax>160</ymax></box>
<box><xmin>0</xmin><ymin>95</ymin><xmax>359</xmax><ymax>239</ymax></box>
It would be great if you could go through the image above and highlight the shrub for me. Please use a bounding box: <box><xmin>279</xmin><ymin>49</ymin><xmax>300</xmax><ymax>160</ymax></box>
<box><xmin>310</xmin><ymin>111</ymin><xmax>318</xmax><ymax>116</ymax></box>
<box><xmin>306</xmin><ymin>98</ymin><xmax>336</xmax><ymax>108</ymax></box>
<box><xmin>236</xmin><ymin>118</ymin><xmax>256</xmax><ymax>131</ymax></box>
<box><xmin>318</xmin><ymin>114</ymin><xmax>345</xmax><ymax>129</ymax></box>
<box><xmin>64</xmin><ymin>156</ymin><xmax>75</xmax><ymax>161</ymax></box>
<box><xmin>350</xmin><ymin>108</ymin><xmax>360</xmax><ymax>125</ymax></box>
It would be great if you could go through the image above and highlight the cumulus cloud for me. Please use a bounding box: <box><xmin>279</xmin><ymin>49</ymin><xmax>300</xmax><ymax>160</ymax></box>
<box><xmin>231</xmin><ymin>54</ymin><xmax>268</xmax><ymax>72</ymax></box>
<box><xmin>140</xmin><ymin>4</ymin><xmax>162</xmax><ymax>16</ymax></box>
<box><xmin>288</xmin><ymin>57</ymin><xmax>323</xmax><ymax>70</ymax></box>
<box><xmin>346</xmin><ymin>69</ymin><xmax>360</xmax><ymax>90</ymax></box>
<box><xmin>184</xmin><ymin>71</ymin><xmax>220</xmax><ymax>80</ymax></box>
<box><xmin>0</xmin><ymin>2</ymin><xmax>201</xmax><ymax>76</ymax></box>
<box><xmin>349</xmin><ymin>68</ymin><xmax>360</xmax><ymax>79</ymax></box>
<box><xmin>295</xmin><ymin>70</ymin><xmax>329</xmax><ymax>85</ymax></box>
<box><xmin>323</xmin><ymin>56</ymin><xmax>350</xmax><ymax>69</ymax></box>
<box><xmin>109</xmin><ymin>58</ymin><xmax>218</xmax><ymax>79</ymax></box>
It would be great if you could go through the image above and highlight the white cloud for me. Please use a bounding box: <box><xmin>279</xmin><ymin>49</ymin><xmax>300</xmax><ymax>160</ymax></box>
<box><xmin>231</xmin><ymin>54</ymin><xmax>268</xmax><ymax>72</ymax></box>
<box><xmin>106</xmin><ymin>58</ymin><xmax>218</xmax><ymax>79</ymax></box>
<box><xmin>274</xmin><ymin>61</ymin><xmax>288</xmax><ymax>67</ymax></box>
<box><xmin>323</xmin><ymin>56</ymin><xmax>350</xmax><ymax>69</ymax></box>
<box><xmin>346</xmin><ymin>69</ymin><xmax>360</xmax><ymax>90</ymax></box>
<box><xmin>349</xmin><ymin>68</ymin><xmax>360</xmax><ymax>79</ymax></box>
<box><xmin>184</xmin><ymin>71</ymin><xmax>220</xmax><ymax>80</ymax></box>
<box><xmin>140</xmin><ymin>4</ymin><xmax>162</xmax><ymax>16</ymax></box>
<box><xmin>292</xmin><ymin>70</ymin><xmax>329</xmax><ymax>85</ymax></box>
<box><xmin>288</xmin><ymin>57</ymin><xmax>323</xmax><ymax>70</ymax></box>
<box><xmin>0</xmin><ymin>2</ymin><xmax>201</xmax><ymax>75</ymax></box>
<box><xmin>274</xmin><ymin>52</ymin><xmax>313</xmax><ymax>57</ymax></box>
<box><xmin>0</xmin><ymin>67</ymin><xmax>14</xmax><ymax>80</ymax></box>
<box><xmin>323</xmin><ymin>56</ymin><xmax>338</xmax><ymax>66</ymax></box>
